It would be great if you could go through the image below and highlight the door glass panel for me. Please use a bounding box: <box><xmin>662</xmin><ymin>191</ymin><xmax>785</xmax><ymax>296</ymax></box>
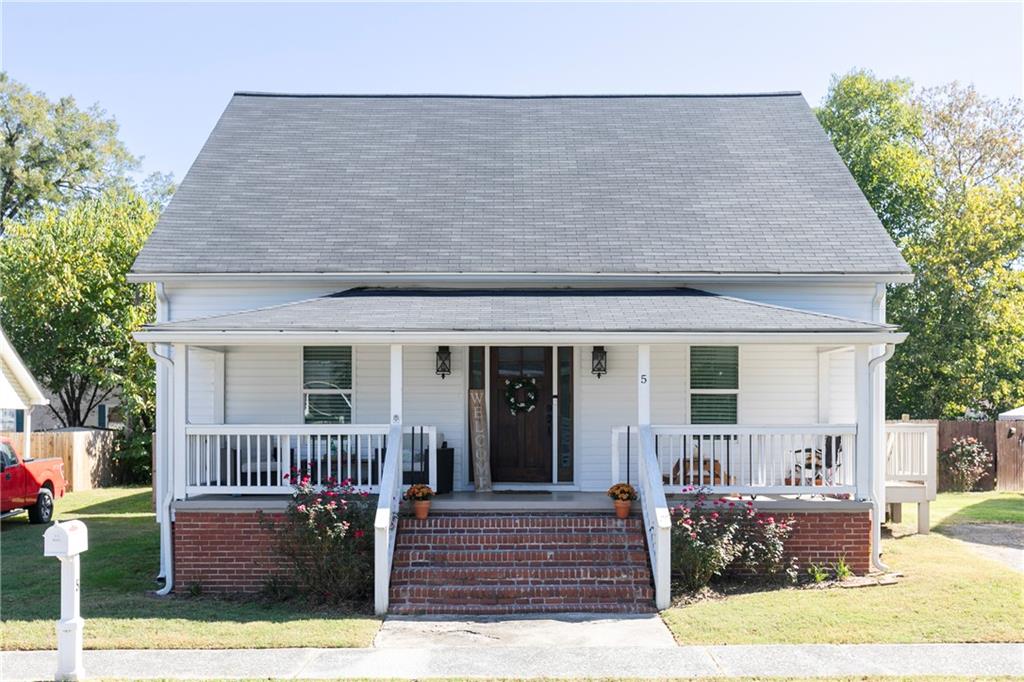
<box><xmin>522</xmin><ymin>347</ymin><xmax>546</xmax><ymax>377</ymax></box>
<box><xmin>497</xmin><ymin>347</ymin><xmax>521</xmax><ymax>376</ymax></box>
<box><xmin>557</xmin><ymin>347</ymin><xmax>574</xmax><ymax>482</ymax></box>
<box><xmin>469</xmin><ymin>347</ymin><xmax>485</xmax><ymax>389</ymax></box>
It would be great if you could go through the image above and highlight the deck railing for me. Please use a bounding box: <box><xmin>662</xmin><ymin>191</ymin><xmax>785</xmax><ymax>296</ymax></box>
<box><xmin>183</xmin><ymin>424</ymin><xmax>436</xmax><ymax>496</ymax></box>
<box><xmin>374</xmin><ymin>422</ymin><xmax>404</xmax><ymax>615</ymax></box>
<box><xmin>885</xmin><ymin>421</ymin><xmax>937</xmax><ymax>497</ymax></box>
<box><xmin>637</xmin><ymin>425</ymin><xmax>672</xmax><ymax>610</ymax></box>
<box><xmin>613</xmin><ymin>424</ymin><xmax>858</xmax><ymax>496</ymax></box>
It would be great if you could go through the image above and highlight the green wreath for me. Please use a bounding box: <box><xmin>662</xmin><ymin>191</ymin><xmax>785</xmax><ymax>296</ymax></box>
<box><xmin>504</xmin><ymin>377</ymin><xmax>538</xmax><ymax>416</ymax></box>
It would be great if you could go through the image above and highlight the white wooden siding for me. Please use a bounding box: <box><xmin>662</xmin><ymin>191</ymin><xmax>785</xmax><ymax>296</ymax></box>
<box><xmin>186</xmin><ymin>348</ymin><xmax>221</xmax><ymax>424</ymax></box>
<box><xmin>738</xmin><ymin>345</ymin><xmax>819</xmax><ymax>424</ymax></box>
<box><xmin>402</xmin><ymin>346</ymin><xmax>467</xmax><ymax>490</ymax></box>
<box><xmin>577</xmin><ymin>345</ymin><xmax>637</xmax><ymax>490</ymax></box>
<box><xmin>224</xmin><ymin>346</ymin><xmax>302</xmax><ymax>424</ymax></box>
<box><xmin>828</xmin><ymin>349</ymin><xmax>856</xmax><ymax>424</ymax></box>
<box><xmin>165</xmin><ymin>282</ymin><xmax>345</xmax><ymax>321</ymax></box>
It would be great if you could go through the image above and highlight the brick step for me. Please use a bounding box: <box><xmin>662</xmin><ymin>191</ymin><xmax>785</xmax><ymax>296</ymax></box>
<box><xmin>388</xmin><ymin>601</ymin><xmax>656</xmax><ymax>616</ymax></box>
<box><xmin>391</xmin><ymin>565</ymin><xmax>652</xmax><ymax>586</ymax></box>
<box><xmin>395</xmin><ymin>532</ymin><xmax>646</xmax><ymax>550</ymax></box>
<box><xmin>392</xmin><ymin>548</ymin><xmax>650</xmax><ymax>567</ymax></box>
<box><xmin>400</xmin><ymin>515</ymin><xmax>643</xmax><ymax>531</ymax></box>
<box><xmin>388</xmin><ymin>583</ymin><xmax>655</xmax><ymax>608</ymax></box>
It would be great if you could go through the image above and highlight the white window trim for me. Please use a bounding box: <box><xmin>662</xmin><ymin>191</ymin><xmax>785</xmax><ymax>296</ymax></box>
<box><xmin>301</xmin><ymin>346</ymin><xmax>355</xmax><ymax>424</ymax></box>
<box><xmin>687</xmin><ymin>345</ymin><xmax>740</xmax><ymax>425</ymax></box>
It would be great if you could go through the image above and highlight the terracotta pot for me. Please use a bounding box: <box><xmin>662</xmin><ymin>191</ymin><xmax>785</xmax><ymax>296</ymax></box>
<box><xmin>413</xmin><ymin>499</ymin><xmax>431</xmax><ymax>520</ymax></box>
<box><xmin>614</xmin><ymin>499</ymin><xmax>632</xmax><ymax>519</ymax></box>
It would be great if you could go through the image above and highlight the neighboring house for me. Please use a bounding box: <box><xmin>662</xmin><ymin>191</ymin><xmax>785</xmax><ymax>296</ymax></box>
<box><xmin>31</xmin><ymin>387</ymin><xmax>119</xmax><ymax>431</ymax></box>
<box><xmin>0</xmin><ymin>326</ymin><xmax>49</xmax><ymax>458</ymax></box>
<box><xmin>998</xmin><ymin>406</ymin><xmax>1024</xmax><ymax>421</ymax></box>
<box><xmin>132</xmin><ymin>93</ymin><xmax>917</xmax><ymax>614</ymax></box>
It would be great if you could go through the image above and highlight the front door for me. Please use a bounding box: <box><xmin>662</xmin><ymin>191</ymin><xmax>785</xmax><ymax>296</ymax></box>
<box><xmin>489</xmin><ymin>347</ymin><xmax>552</xmax><ymax>483</ymax></box>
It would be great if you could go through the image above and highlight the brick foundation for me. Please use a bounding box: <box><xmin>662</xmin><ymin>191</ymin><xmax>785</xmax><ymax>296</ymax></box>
<box><xmin>172</xmin><ymin>510</ymin><xmax>288</xmax><ymax>595</ymax></box>
<box><xmin>171</xmin><ymin>505</ymin><xmax>873</xmax><ymax>597</ymax></box>
<box><xmin>780</xmin><ymin>510</ymin><xmax>872</xmax><ymax>575</ymax></box>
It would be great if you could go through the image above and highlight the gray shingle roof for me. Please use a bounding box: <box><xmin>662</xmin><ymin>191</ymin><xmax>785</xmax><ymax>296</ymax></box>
<box><xmin>145</xmin><ymin>288</ymin><xmax>893</xmax><ymax>333</ymax></box>
<box><xmin>133</xmin><ymin>93</ymin><xmax>909</xmax><ymax>276</ymax></box>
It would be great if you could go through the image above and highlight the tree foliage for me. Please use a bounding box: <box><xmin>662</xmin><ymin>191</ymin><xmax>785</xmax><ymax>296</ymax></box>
<box><xmin>818</xmin><ymin>71</ymin><xmax>1024</xmax><ymax>418</ymax></box>
<box><xmin>0</xmin><ymin>191</ymin><xmax>157</xmax><ymax>430</ymax></box>
<box><xmin>0</xmin><ymin>72</ymin><xmax>136</xmax><ymax>235</ymax></box>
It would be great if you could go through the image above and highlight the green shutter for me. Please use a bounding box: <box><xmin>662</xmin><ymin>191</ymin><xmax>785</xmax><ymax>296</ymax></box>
<box><xmin>690</xmin><ymin>394</ymin><xmax>737</xmax><ymax>425</ymax></box>
<box><xmin>303</xmin><ymin>347</ymin><xmax>352</xmax><ymax>390</ymax></box>
<box><xmin>690</xmin><ymin>346</ymin><xmax>738</xmax><ymax>390</ymax></box>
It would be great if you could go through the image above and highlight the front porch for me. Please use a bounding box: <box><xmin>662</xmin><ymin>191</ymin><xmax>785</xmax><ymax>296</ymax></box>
<box><xmin>136</xmin><ymin>287</ymin><xmax>911</xmax><ymax>614</ymax></box>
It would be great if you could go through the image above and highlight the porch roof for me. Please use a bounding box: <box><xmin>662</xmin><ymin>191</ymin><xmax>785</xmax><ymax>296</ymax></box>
<box><xmin>137</xmin><ymin>288</ymin><xmax>903</xmax><ymax>344</ymax></box>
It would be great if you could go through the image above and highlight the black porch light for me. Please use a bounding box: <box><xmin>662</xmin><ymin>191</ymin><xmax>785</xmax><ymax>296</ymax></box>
<box><xmin>435</xmin><ymin>346</ymin><xmax>452</xmax><ymax>379</ymax></box>
<box><xmin>591</xmin><ymin>346</ymin><xmax>608</xmax><ymax>378</ymax></box>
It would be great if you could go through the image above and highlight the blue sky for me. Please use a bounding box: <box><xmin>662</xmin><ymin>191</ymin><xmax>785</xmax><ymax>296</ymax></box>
<box><xmin>3</xmin><ymin>2</ymin><xmax>1021</xmax><ymax>181</ymax></box>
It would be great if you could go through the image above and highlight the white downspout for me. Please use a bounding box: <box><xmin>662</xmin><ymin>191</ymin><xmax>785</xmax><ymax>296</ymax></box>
<box><xmin>868</xmin><ymin>342</ymin><xmax>896</xmax><ymax>572</ymax></box>
<box><xmin>150</xmin><ymin>281</ymin><xmax>175</xmax><ymax>595</ymax></box>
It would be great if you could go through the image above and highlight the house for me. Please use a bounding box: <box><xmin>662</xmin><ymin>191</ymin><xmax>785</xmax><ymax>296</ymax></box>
<box><xmin>0</xmin><ymin>326</ymin><xmax>49</xmax><ymax>458</ymax></box>
<box><xmin>132</xmin><ymin>93</ymin><xmax>918</xmax><ymax>614</ymax></box>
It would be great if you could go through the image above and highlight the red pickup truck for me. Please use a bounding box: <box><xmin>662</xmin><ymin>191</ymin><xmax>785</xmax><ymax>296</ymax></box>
<box><xmin>0</xmin><ymin>438</ymin><xmax>66</xmax><ymax>523</ymax></box>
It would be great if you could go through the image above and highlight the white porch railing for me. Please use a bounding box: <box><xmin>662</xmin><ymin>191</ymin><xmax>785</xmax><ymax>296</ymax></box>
<box><xmin>885</xmin><ymin>421</ymin><xmax>937</xmax><ymax>497</ymax></box>
<box><xmin>637</xmin><ymin>425</ymin><xmax>672</xmax><ymax>610</ymax></box>
<box><xmin>374</xmin><ymin>423</ymin><xmax>404</xmax><ymax>615</ymax></box>
<box><xmin>183</xmin><ymin>424</ymin><xmax>436</xmax><ymax>496</ymax></box>
<box><xmin>613</xmin><ymin>424</ymin><xmax>858</xmax><ymax>496</ymax></box>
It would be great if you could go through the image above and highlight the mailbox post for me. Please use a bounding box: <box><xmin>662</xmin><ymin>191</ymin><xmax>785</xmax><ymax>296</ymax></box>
<box><xmin>43</xmin><ymin>520</ymin><xmax>88</xmax><ymax>681</ymax></box>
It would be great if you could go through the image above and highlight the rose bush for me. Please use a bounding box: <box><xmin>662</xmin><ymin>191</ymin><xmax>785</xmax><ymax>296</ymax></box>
<box><xmin>266</xmin><ymin>471</ymin><xmax>375</xmax><ymax>605</ymax></box>
<box><xmin>940</xmin><ymin>437</ymin><xmax>992</xmax><ymax>492</ymax></box>
<box><xmin>671</xmin><ymin>487</ymin><xmax>795</xmax><ymax>592</ymax></box>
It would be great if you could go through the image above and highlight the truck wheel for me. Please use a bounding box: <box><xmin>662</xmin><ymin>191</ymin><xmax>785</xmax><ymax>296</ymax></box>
<box><xmin>28</xmin><ymin>488</ymin><xmax>54</xmax><ymax>524</ymax></box>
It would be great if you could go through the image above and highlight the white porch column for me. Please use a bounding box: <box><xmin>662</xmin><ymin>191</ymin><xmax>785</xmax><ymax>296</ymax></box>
<box><xmin>637</xmin><ymin>344</ymin><xmax>651</xmax><ymax>427</ymax></box>
<box><xmin>854</xmin><ymin>344</ymin><xmax>872</xmax><ymax>501</ymax></box>
<box><xmin>172</xmin><ymin>343</ymin><xmax>189</xmax><ymax>500</ymax></box>
<box><xmin>390</xmin><ymin>345</ymin><xmax>403</xmax><ymax>426</ymax></box>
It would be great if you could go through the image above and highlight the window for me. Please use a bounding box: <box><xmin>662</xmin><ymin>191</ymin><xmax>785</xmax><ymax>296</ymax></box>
<box><xmin>690</xmin><ymin>346</ymin><xmax>738</xmax><ymax>424</ymax></box>
<box><xmin>0</xmin><ymin>441</ymin><xmax>17</xmax><ymax>469</ymax></box>
<box><xmin>303</xmin><ymin>347</ymin><xmax>353</xmax><ymax>424</ymax></box>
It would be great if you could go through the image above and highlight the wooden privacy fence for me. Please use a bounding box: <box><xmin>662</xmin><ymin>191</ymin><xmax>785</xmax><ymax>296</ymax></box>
<box><xmin>928</xmin><ymin>419</ymin><xmax>1024</xmax><ymax>492</ymax></box>
<box><xmin>0</xmin><ymin>428</ymin><xmax>116</xmax><ymax>491</ymax></box>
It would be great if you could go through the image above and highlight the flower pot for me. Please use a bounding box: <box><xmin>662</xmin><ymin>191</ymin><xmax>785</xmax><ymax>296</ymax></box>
<box><xmin>614</xmin><ymin>499</ymin><xmax>632</xmax><ymax>519</ymax></box>
<box><xmin>413</xmin><ymin>499</ymin><xmax>431</xmax><ymax>520</ymax></box>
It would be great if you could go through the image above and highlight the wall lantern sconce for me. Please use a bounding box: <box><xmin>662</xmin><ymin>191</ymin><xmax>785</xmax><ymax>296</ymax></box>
<box><xmin>591</xmin><ymin>346</ymin><xmax>608</xmax><ymax>378</ymax></box>
<box><xmin>435</xmin><ymin>346</ymin><xmax>452</xmax><ymax>379</ymax></box>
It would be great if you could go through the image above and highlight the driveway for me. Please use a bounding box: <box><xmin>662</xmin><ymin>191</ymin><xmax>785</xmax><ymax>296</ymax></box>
<box><xmin>941</xmin><ymin>523</ymin><xmax>1024</xmax><ymax>572</ymax></box>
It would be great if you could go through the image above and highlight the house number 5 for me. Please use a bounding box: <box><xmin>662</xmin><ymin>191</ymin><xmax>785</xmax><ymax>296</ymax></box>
<box><xmin>640</xmin><ymin>374</ymin><xmax>648</xmax><ymax>384</ymax></box>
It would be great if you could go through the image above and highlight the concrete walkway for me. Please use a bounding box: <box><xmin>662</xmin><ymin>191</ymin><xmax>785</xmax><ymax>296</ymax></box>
<box><xmin>943</xmin><ymin>523</ymin><xmax>1024</xmax><ymax>573</ymax></box>
<box><xmin>4</xmin><ymin>642</ymin><xmax>1022</xmax><ymax>679</ymax></box>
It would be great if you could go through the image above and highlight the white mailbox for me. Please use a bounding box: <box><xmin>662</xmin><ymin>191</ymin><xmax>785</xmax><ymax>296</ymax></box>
<box><xmin>44</xmin><ymin>520</ymin><xmax>89</xmax><ymax>558</ymax></box>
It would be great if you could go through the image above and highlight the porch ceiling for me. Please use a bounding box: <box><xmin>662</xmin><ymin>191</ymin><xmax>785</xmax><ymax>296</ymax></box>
<box><xmin>136</xmin><ymin>288</ymin><xmax>904</xmax><ymax>344</ymax></box>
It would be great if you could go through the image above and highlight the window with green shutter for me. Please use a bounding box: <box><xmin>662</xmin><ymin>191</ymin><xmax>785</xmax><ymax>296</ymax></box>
<box><xmin>303</xmin><ymin>347</ymin><xmax>353</xmax><ymax>424</ymax></box>
<box><xmin>689</xmin><ymin>346</ymin><xmax>738</xmax><ymax>424</ymax></box>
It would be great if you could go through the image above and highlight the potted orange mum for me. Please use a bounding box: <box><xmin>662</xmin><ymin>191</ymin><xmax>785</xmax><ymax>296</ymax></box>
<box><xmin>607</xmin><ymin>483</ymin><xmax>638</xmax><ymax>518</ymax></box>
<box><xmin>404</xmin><ymin>484</ymin><xmax>434</xmax><ymax>519</ymax></box>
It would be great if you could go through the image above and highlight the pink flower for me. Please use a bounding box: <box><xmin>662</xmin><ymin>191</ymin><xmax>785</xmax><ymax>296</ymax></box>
<box><xmin>728</xmin><ymin>502</ymin><xmax>735</xmax><ymax>507</ymax></box>
<box><xmin>354</xmin><ymin>529</ymin><xmax>365</xmax><ymax>538</ymax></box>
<box><xmin>766</xmin><ymin>516</ymin><xmax>775</xmax><ymax>524</ymax></box>
<box><xmin>710</xmin><ymin>512</ymin><xmax>719</xmax><ymax>520</ymax></box>
<box><xmin>746</xmin><ymin>501</ymin><xmax>754</xmax><ymax>507</ymax></box>
<box><xmin>689</xmin><ymin>532</ymin><xmax>697</xmax><ymax>540</ymax></box>
<box><xmin>296</xmin><ymin>504</ymin><xmax>307</xmax><ymax>513</ymax></box>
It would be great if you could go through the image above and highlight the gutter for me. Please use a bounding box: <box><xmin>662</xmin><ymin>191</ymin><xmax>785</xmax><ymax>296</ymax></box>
<box><xmin>149</xmin><ymin>282</ymin><xmax>175</xmax><ymax>595</ymax></box>
<box><xmin>868</xmin><ymin>343</ymin><xmax>896</xmax><ymax>572</ymax></box>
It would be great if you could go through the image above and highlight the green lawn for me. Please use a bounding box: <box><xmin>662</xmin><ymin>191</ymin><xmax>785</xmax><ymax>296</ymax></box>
<box><xmin>661</xmin><ymin>492</ymin><xmax>1024</xmax><ymax>645</ymax></box>
<box><xmin>0</xmin><ymin>487</ymin><xmax>380</xmax><ymax>650</ymax></box>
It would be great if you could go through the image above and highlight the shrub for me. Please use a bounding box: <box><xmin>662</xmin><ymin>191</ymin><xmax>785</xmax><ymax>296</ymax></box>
<box><xmin>403</xmin><ymin>483</ymin><xmax>434</xmax><ymax>501</ymax></box>
<box><xmin>671</xmin><ymin>487</ymin><xmax>795</xmax><ymax>592</ymax></box>
<box><xmin>266</xmin><ymin>472</ymin><xmax>375</xmax><ymax>605</ymax></box>
<box><xmin>940</xmin><ymin>437</ymin><xmax>992</xmax><ymax>492</ymax></box>
<box><xmin>807</xmin><ymin>563</ymin><xmax>829</xmax><ymax>583</ymax></box>
<box><xmin>110</xmin><ymin>430</ymin><xmax>152</xmax><ymax>484</ymax></box>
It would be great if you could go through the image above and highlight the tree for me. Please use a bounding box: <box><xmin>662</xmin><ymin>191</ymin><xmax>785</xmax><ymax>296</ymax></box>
<box><xmin>0</xmin><ymin>72</ymin><xmax>136</xmax><ymax>235</ymax></box>
<box><xmin>817</xmin><ymin>71</ymin><xmax>1024</xmax><ymax>419</ymax></box>
<box><xmin>0</xmin><ymin>191</ymin><xmax>157</xmax><ymax>430</ymax></box>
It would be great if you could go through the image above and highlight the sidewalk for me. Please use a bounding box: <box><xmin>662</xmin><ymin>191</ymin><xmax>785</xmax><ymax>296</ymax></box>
<box><xmin>4</xmin><ymin>642</ymin><xmax>1022</xmax><ymax>679</ymax></box>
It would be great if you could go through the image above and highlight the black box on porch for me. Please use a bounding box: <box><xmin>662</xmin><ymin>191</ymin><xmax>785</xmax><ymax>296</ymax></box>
<box><xmin>402</xmin><ymin>440</ymin><xmax>454</xmax><ymax>496</ymax></box>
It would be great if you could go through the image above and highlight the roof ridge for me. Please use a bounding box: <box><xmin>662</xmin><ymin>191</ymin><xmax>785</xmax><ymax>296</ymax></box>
<box><xmin>232</xmin><ymin>91</ymin><xmax>804</xmax><ymax>100</ymax></box>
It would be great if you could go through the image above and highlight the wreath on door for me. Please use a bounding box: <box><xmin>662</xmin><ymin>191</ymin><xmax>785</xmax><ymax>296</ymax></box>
<box><xmin>504</xmin><ymin>377</ymin><xmax>538</xmax><ymax>416</ymax></box>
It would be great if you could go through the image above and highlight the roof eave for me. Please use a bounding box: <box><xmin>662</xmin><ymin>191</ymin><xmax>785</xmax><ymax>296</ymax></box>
<box><xmin>134</xmin><ymin>329</ymin><xmax>907</xmax><ymax>346</ymax></box>
<box><xmin>126</xmin><ymin>271</ymin><xmax>915</xmax><ymax>285</ymax></box>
